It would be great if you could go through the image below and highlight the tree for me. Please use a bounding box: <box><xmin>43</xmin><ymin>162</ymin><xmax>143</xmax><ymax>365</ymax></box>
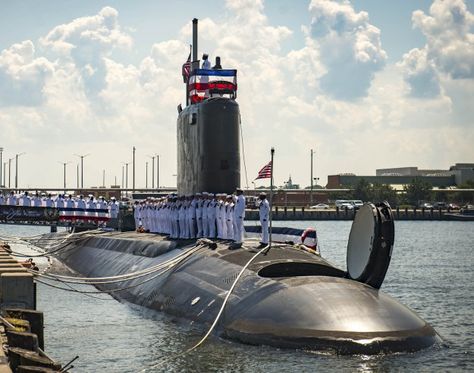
<box><xmin>353</xmin><ymin>178</ymin><xmax>371</xmax><ymax>202</ymax></box>
<box><xmin>371</xmin><ymin>183</ymin><xmax>398</xmax><ymax>207</ymax></box>
<box><xmin>403</xmin><ymin>178</ymin><xmax>432</xmax><ymax>206</ymax></box>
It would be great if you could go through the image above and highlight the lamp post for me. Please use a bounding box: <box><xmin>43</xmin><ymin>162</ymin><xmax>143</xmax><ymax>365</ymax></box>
<box><xmin>147</xmin><ymin>155</ymin><xmax>155</xmax><ymax>189</ymax></box>
<box><xmin>2</xmin><ymin>162</ymin><xmax>6</xmax><ymax>188</ymax></box>
<box><xmin>102</xmin><ymin>169</ymin><xmax>106</xmax><ymax>188</ymax></box>
<box><xmin>0</xmin><ymin>147</ymin><xmax>3</xmax><ymax>187</ymax></box>
<box><xmin>8</xmin><ymin>158</ymin><xmax>13</xmax><ymax>188</ymax></box>
<box><xmin>74</xmin><ymin>153</ymin><xmax>90</xmax><ymax>189</ymax></box>
<box><xmin>58</xmin><ymin>161</ymin><xmax>70</xmax><ymax>192</ymax></box>
<box><xmin>122</xmin><ymin>162</ymin><xmax>129</xmax><ymax>191</ymax></box>
<box><xmin>310</xmin><ymin>149</ymin><xmax>314</xmax><ymax>206</ymax></box>
<box><xmin>156</xmin><ymin>154</ymin><xmax>160</xmax><ymax>189</ymax></box>
<box><xmin>76</xmin><ymin>164</ymin><xmax>79</xmax><ymax>188</ymax></box>
<box><xmin>145</xmin><ymin>161</ymin><xmax>149</xmax><ymax>189</ymax></box>
<box><xmin>132</xmin><ymin>146</ymin><xmax>136</xmax><ymax>192</ymax></box>
<box><xmin>15</xmin><ymin>152</ymin><xmax>26</xmax><ymax>189</ymax></box>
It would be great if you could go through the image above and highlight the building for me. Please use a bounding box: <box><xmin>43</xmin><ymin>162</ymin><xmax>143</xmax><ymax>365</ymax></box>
<box><xmin>327</xmin><ymin>163</ymin><xmax>474</xmax><ymax>189</ymax></box>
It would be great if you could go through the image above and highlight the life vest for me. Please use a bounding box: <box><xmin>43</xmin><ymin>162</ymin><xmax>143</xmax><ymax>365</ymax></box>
<box><xmin>301</xmin><ymin>228</ymin><xmax>318</xmax><ymax>250</ymax></box>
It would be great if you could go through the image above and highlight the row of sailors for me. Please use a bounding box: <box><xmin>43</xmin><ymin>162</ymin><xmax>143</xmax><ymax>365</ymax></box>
<box><xmin>0</xmin><ymin>192</ymin><xmax>119</xmax><ymax>219</ymax></box>
<box><xmin>134</xmin><ymin>190</ymin><xmax>246</xmax><ymax>243</ymax></box>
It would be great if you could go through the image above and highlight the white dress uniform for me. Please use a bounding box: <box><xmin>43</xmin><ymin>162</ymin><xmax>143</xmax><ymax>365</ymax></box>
<box><xmin>258</xmin><ymin>198</ymin><xmax>270</xmax><ymax>245</ymax></box>
<box><xmin>109</xmin><ymin>200</ymin><xmax>119</xmax><ymax>219</ymax></box>
<box><xmin>196</xmin><ymin>197</ymin><xmax>203</xmax><ymax>238</ymax></box>
<box><xmin>20</xmin><ymin>194</ymin><xmax>30</xmax><ymax>207</ymax></box>
<box><xmin>202</xmin><ymin>198</ymin><xmax>209</xmax><ymax>237</ymax></box>
<box><xmin>75</xmin><ymin>197</ymin><xmax>86</xmax><ymax>219</ymax></box>
<box><xmin>96</xmin><ymin>198</ymin><xmax>107</xmax><ymax>222</ymax></box>
<box><xmin>86</xmin><ymin>198</ymin><xmax>96</xmax><ymax>222</ymax></box>
<box><xmin>188</xmin><ymin>198</ymin><xmax>197</xmax><ymax>239</ymax></box>
<box><xmin>233</xmin><ymin>193</ymin><xmax>246</xmax><ymax>243</ymax></box>
<box><xmin>207</xmin><ymin>197</ymin><xmax>217</xmax><ymax>238</ymax></box>
<box><xmin>225</xmin><ymin>199</ymin><xmax>234</xmax><ymax>240</ymax></box>
<box><xmin>44</xmin><ymin>196</ymin><xmax>54</xmax><ymax>208</ymax></box>
<box><xmin>133</xmin><ymin>203</ymin><xmax>141</xmax><ymax>228</ymax></box>
<box><xmin>32</xmin><ymin>195</ymin><xmax>42</xmax><ymax>207</ymax></box>
<box><xmin>7</xmin><ymin>193</ymin><xmax>17</xmax><ymax>206</ymax></box>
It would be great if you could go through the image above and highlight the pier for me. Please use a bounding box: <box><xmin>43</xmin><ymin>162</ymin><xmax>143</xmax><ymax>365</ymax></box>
<box><xmin>0</xmin><ymin>243</ymin><xmax>64</xmax><ymax>372</ymax></box>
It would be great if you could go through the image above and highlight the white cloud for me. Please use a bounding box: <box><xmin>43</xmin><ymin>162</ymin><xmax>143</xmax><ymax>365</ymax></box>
<box><xmin>307</xmin><ymin>0</ymin><xmax>387</xmax><ymax>100</ymax></box>
<box><xmin>399</xmin><ymin>0</ymin><xmax>474</xmax><ymax>98</ymax></box>
<box><xmin>0</xmin><ymin>40</ymin><xmax>54</xmax><ymax>106</ymax></box>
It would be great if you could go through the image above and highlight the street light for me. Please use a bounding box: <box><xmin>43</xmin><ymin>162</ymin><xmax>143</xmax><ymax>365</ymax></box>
<box><xmin>58</xmin><ymin>161</ymin><xmax>70</xmax><ymax>191</ymax></box>
<box><xmin>122</xmin><ymin>162</ymin><xmax>129</xmax><ymax>189</ymax></box>
<box><xmin>145</xmin><ymin>161</ymin><xmax>149</xmax><ymax>189</ymax></box>
<box><xmin>15</xmin><ymin>152</ymin><xmax>26</xmax><ymax>189</ymax></box>
<box><xmin>0</xmin><ymin>147</ymin><xmax>3</xmax><ymax>187</ymax></box>
<box><xmin>132</xmin><ymin>146</ymin><xmax>136</xmax><ymax>192</ymax></box>
<box><xmin>8</xmin><ymin>158</ymin><xmax>13</xmax><ymax>188</ymax></box>
<box><xmin>147</xmin><ymin>155</ymin><xmax>155</xmax><ymax>189</ymax></box>
<box><xmin>74</xmin><ymin>153</ymin><xmax>90</xmax><ymax>189</ymax></box>
<box><xmin>310</xmin><ymin>149</ymin><xmax>314</xmax><ymax>205</ymax></box>
<box><xmin>156</xmin><ymin>154</ymin><xmax>160</xmax><ymax>189</ymax></box>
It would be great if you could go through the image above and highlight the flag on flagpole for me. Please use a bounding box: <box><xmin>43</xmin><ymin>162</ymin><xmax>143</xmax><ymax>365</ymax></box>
<box><xmin>255</xmin><ymin>161</ymin><xmax>272</xmax><ymax>180</ymax></box>
<box><xmin>182</xmin><ymin>52</ymin><xmax>191</xmax><ymax>83</ymax></box>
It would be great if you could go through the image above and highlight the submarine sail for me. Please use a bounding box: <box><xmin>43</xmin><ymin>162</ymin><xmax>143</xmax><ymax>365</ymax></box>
<box><xmin>177</xmin><ymin>18</ymin><xmax>240</xmax><ymax>195</ymax></box>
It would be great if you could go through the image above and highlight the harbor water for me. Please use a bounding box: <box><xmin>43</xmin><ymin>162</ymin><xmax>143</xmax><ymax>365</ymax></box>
<box><xmin>1</xmin><ymin>221</ymin><xmax>473</xmax><ymax>372</ymax></box>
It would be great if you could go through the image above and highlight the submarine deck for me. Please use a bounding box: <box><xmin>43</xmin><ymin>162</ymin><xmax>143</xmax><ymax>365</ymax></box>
<box><xmin>69</xmin><ymin>230</ymin><xmax>346</xmax><ymax>279</ymax></box>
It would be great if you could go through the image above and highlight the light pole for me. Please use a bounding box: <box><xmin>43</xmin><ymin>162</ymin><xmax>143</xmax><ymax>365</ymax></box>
<box><xmin>156</xmin><ymin>154</ymin><xmax>160</xmax><ymax>189</ymax></box>
<box><xmin>132</xmin><ymin>146</ymin><xmax>136</xmax><ymax>192</ymax></box>
<box><xmin>74</xmin><ymin>153</ymin><xmax>90</xmax><ymax>189</ymax></box>
<box><xmin>2</xmin><ymin>162</ymin><xmax>6</xmax><ymax>188</ymax></box>
<box><xmin>76</xmin><ymin>164</ymin><xmax>79</xmax><ymax>188</ymax></box>
<box><xmin>148</xmin><ymin>155</ymin><xmax>155</xmax><ymax>189</ymax></box>
<box><xmin>102</xmin><ymin>169</ymin><xmax>106</xmax><ymax>188</ymax></box>
<box><xmin>15</xmin><ymin>152</ymin><xmax>26</xmax><ymax>189</ymax></box>
<box><xmin>145</xmin><ymin>161</ymin><xmax>149</xmax><ymax>189</ymax></box>
<box><xmin>0</xmin><ymin>147</ymin><xmax>3</xmax><ymax>187</ymax></box>
<box><xmin>8</xmin><ymin>158</ymin><xmax>13</xmax><ymax>188</ymax></box>
<box><xmin>121</xmin><ymin>165</ymin><xmax>125</xmax><ymax>188</ymax></box>
<box><xmin>310</xmin><ymin>149</ymin><xmax>314</xmax><ymax>206</ymax></box>
<box><xmin>58</xmin><ymin>161</ymin><xmax>70</xmax><ymax>192</ymax></box>
<box><xmin>122</xmin><ymin>162</ymin><xmax>129</xmax><ymax>190</ymax></box>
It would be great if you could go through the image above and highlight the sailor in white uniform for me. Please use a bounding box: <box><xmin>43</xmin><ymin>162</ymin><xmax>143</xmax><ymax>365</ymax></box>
<box><xmin>225</xmin><ymin>195</ymin><xmax>234</xmax><ymax>240</ymax></box>
<box><xmin>44</xmin><ymin>194</ymin><xmax>54</xmax><ymax>208</ymax></box>
<box><xmin>75</xmin><ymin>195</ymin><xmax>86</xmax><ymax>220</ymax></box>
<box><xmin>32</xmin><ymin>193</ymin><xmax>42</xmax><ymax>207</ymax></box>
<box><xmin>187</xmin><ymin>195</ymin><xmax>196</xmax><ymax>239</ymax></box>
<box><xmin>258</xmin><ymin>192</ymin><xmax>270</xmax><ymax>247</ymax></box>
<box><xmin>207</xmin><ymin>194</ymin><xmax>217</xmax><ymax>238</ymax></box>
<box><xmin>233</xmin><ymin>188</ymin><xmax>246</xmax><ymax>245</ymax></box>
<box><xmin>7</xmin><ymin>192</ymin><xmax>17</xmax><ymax>206</ymax></box>
<box><xmin>202</xmin><ymin>193</ymin><xmax>209</xmax><ymax>237</ymax></box>
<box><xmin>195</xmin><ymin>193</ymin><xmax>203</xmax><ymax>238</ymax></box>
<box><xmin>109</xmin><ymin>197</ymin><xmax>119</xmax><ymax>220</ymax></box>
<box><xmin>20</xmin><ymin>192</ymin><xmax>30</xmax><ymax>207</ymax></box>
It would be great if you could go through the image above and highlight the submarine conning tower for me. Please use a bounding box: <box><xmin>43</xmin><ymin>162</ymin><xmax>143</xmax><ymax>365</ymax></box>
<box><xmin>177</xmin><ymin>18</ymin><xmax>240</xmax><ymax>195</ymax></box>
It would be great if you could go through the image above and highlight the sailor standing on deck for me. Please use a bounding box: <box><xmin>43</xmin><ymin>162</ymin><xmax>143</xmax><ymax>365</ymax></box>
<box><xmin>195</xmin><ymin>193</ymin><xmax>203</xmax><ymax>238</ymax></box>
<box><xmin>207</xmin><ymin>194</ymin><xmax>217</xmax><ymax>238</ymax></box>
<box><xmin>233</xmin><ymin>188</ymin><xmax>246</xmax><ymax>245</ymax></box>
<box><xmin>7</xmin><ymin>191</ymin><xmax>17</xmax><ymax>206</ymax></box>
<box><xmin>258</xmin><ymin>192</ymin><xmax>270</xmax><ymax>247</ymax></box>
<box><xmin>202</xmin><ymin>193</ymin><xmax>209</xmax><ymax>237</ymax></box>
<box><xmin>187</xmin><ymin>195</ymin><xmax>196</xmax><ymax>239</ymax></box>
<box><xmin>32</xmin><ymin>193</ymin><xmax>42</xmax><ymax>207</ymax></box>
<box><xmin>44</xmin><ymin>194</ymin><xmax>54</xmax><ymax>208</ymax></box>
<box><xmin>20</xmin><ymin>192</ymin><xmax>30</xmax><ymax>207</ymax></box>
<box><xmin>225</xmin><ymin>195</ymin><xmax>234</xmax><ymax>240</ymax></box>
<box><xmin>109</xmin><ymin>197</ymin><xmax>119</xmax><ymax>219</ymax></box>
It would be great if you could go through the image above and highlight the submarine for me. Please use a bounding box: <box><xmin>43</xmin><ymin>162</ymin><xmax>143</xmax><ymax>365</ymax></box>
<box><xmin>36</xmin><ymin>19</ymin><xmax>440</xmax><ymax>354</ymax></box>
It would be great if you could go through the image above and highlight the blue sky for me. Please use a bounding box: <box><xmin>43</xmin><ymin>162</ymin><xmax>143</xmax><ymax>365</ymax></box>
<box><xmin>0</xmin><ymin>0</ymin><xmax>473</xmax><ymax>189</ymax></box>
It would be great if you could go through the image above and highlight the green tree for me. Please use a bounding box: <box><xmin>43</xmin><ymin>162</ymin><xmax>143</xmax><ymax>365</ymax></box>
<box><xmin>403</xmin><ymin>178</ymin><xmax>433</xmax><ymax>206</ymax></box>
<box><xmin>371</xmin><ymin>183</ymin><xmax>398</xmax><ymax>207</ymax></box>
<box><xmin>353</xmin><ymin>178</ymin><xmax>371</xmax><ymax>202</ymax></box>
<box><xmin>452</xmin><ymin>180</ymin><xmax>474</xmax><ymax>204</ymax></box>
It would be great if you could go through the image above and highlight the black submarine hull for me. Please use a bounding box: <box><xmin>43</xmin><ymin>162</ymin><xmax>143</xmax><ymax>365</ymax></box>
<box><xmin>41</xmin><ymin>232</ymin><xmax>440</xmax><ymax>354</ymax></box>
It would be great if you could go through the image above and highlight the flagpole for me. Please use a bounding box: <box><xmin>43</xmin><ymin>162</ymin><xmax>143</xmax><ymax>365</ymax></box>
<box><xmin>269</xmin><ymin>147</ymin><xmax>274</xmax><ymax>249</ymax></box>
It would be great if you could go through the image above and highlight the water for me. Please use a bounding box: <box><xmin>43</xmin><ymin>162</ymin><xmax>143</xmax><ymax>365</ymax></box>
<box><xmin>1</xmin><ymin>221</ymin><xmax>473</xmax><ymax>372</ymax></box>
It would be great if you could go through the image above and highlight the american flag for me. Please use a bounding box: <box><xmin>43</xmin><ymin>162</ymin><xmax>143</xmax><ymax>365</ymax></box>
<box><xmin>182</xmin><ymin>53</ymin><xmax>191</xmax><ymax>83</ymax></box>
<box><xmin>255</xmin><ymin>161</ymin><xmax>272</xmax><ymax>180</ymax></box>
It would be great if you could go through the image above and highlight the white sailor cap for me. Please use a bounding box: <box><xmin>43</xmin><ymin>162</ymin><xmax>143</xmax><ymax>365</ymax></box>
<box><xmin>202</xmin><ymin>192</ymin><xmax>208</xmax><ymax>195</ymax></box>
<box><xmin>195</xmin><ymin>193</ymin><xmax>201</xmax><ymax>196</ymax></box>
<box><xmin>226</xmin><ymin>195</ymin><xmax>233</xmax><ymax>199</ymax></box>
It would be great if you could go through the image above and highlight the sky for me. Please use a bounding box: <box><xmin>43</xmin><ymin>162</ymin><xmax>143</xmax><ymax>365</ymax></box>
<box><xmin>0</xmin><ymin>0</ymin><xmax>473</xmax><ymax>190</ymax></box>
